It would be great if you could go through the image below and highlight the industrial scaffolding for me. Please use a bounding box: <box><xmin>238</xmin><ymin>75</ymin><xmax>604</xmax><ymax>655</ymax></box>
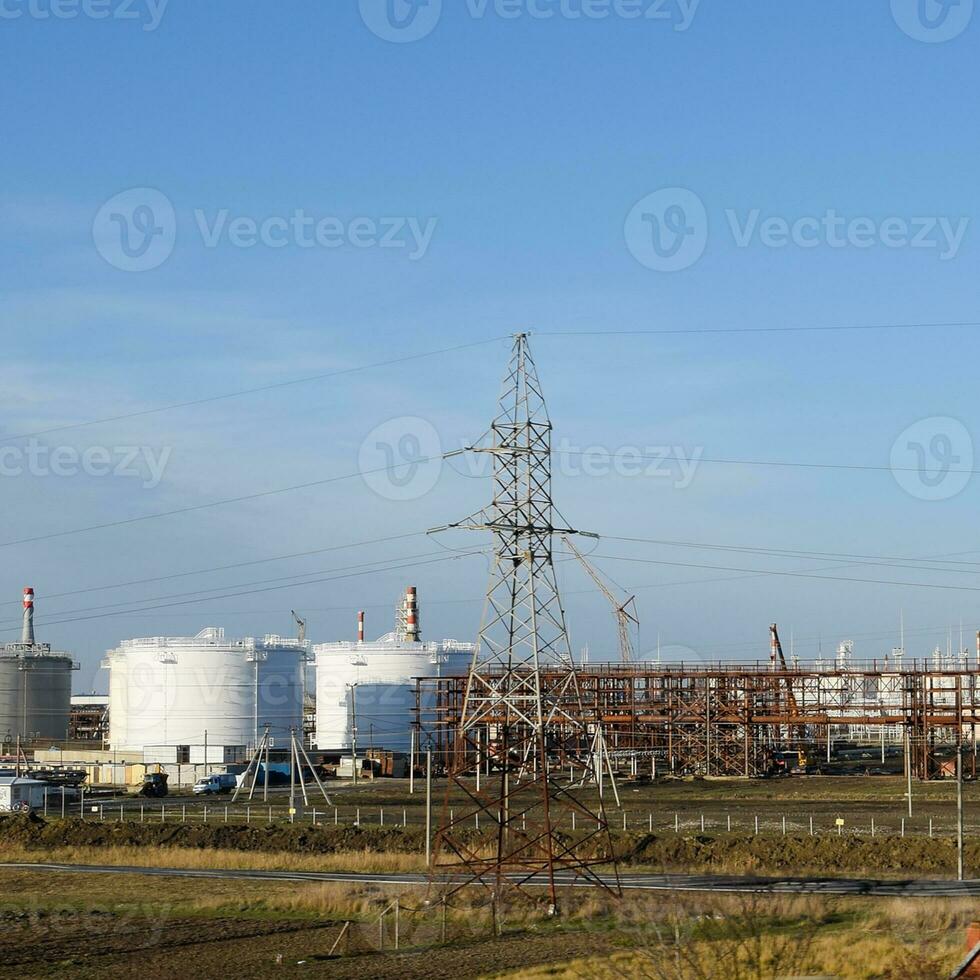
<box><xmin>414</xmin><ymin>659</ymin><xmax>980</xmax><ymax>781</ymax></box>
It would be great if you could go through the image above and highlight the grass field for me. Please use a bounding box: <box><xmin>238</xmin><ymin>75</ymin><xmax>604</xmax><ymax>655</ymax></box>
<box><xmin>5</xmin><ymin>775</ymin><xmax>980</xmax><ymax>977</ymax></box>
<box><xmin>0</xmin><ymin>867</ymin><xmax>972</xmax><ymax>979</ymax></box>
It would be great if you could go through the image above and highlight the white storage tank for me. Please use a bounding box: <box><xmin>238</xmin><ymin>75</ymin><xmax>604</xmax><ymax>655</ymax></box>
<box><xmin>103</xmin><ymin>627</ymin><xmax>308</xmax><ymax>753</ymax></box>
<box><xmin>314</xmin><ymin>588</ymin><xmax>474</xmax><ymax>752</ymax></box>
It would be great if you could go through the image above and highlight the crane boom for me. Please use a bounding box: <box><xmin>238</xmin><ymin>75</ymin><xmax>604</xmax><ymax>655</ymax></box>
<box><xmin>770</xmin><ymin>622</ymin><xmax>804</xmax><ymax>737</ymax></box>
<box><xmin>562</xmin><ymin>536</ymin><xmax>639</xmax><ymax>663</ymax></box>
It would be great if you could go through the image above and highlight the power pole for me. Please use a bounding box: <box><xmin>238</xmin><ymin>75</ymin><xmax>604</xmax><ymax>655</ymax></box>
<box><xmin>430</xmin><ymin>333</ymin><xmax>620</xmax><ymax>910</ymax></box>
<box><xmin>348</xmin><ymin>683</ymin><xmax>358</xmax><ymax>785</ymax></box>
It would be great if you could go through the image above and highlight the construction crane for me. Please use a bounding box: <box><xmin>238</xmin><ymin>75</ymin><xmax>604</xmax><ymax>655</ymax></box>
<box><xmin>770</xmin><ymin>623</ymin><xmax>805</xmax><ymax>746</ymax></box>
<box><xmin>562</xmin><ymin>536</ymin><xmax>639</xmax><ymax>663</ymax></box>
<box><xmin>291</xmin><ymin>610</ymin><xmax>307</xmax><ymax>644</ymax></box>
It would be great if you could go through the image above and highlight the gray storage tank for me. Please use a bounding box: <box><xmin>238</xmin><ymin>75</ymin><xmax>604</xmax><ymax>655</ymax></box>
<box><xmin>0</xmin><ymin>589</ymin><xmax>76</xmax><ymax>744</ymax></box>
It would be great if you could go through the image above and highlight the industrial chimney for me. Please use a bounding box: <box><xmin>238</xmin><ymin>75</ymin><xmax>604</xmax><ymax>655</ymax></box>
<box><xmin>21</xmin><ymin>588</ymin><xmax>34</xmax><ymax>645</ymax></box>
<box><xmin>405</xmin><ymin>586</ymin><xmax>420</xmax><ymax>642</ymax></box>
<box><xmin>357</xmin><ymin>611</ymin><xmax>365</xmax><ymax>643</ymax></box>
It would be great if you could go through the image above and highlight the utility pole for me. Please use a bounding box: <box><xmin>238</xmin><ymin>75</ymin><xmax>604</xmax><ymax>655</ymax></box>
<box><xmin>348</xmin><ymin>683</ymin><xmax>358</xmax><ymax>785</ymax></box>
<box><xmin>289</xmin><ymin>727</ymin><xmax>296</xmax><ymax>822</ymax></box>
<box><xmin>425</xmin><ymin>747</ymin><xmax>432</xmax><ymax>867</ymax></box>
<box><xmin>958</xmin><ymin>744</ymin><xmax>964</xmax><ymax>881</ymax></box>
<box><xmin>958</xmin><ymin>681</ymin><xmax>965</xmax><ymax>881</ymax></box>
<box><xmin>429</xmin><ymin>333</ymin><xmax>620</xmax><ymax>907</ymax></box>
<box><xmin>905</xmin><ymin>726</ymin><xmax>913</xmax><ymax>818</ymax></box>
<box><xmin>409</xmin><ymin>728</ymin><xmax>416</xmax><ymax>795</ymax></box>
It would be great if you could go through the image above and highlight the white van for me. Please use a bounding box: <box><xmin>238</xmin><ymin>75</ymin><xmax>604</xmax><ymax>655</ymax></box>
<box><xmin>192</xmin><ymin>773</ymin><xmax>237</xmax><ymax>795</ymax></box>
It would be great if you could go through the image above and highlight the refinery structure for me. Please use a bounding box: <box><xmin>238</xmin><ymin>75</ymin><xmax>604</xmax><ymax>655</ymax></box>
<box><xmin>4</xmin><ymin>336</ymin><xmax>980</xmax><ymax>809</ymax></box>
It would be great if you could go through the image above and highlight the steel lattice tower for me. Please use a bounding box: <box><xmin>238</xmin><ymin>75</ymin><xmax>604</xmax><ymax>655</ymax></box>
<box><xmin>431</xmin><ymin>333</ymin><xmax>619</xmax><ymax>909</ymax></box>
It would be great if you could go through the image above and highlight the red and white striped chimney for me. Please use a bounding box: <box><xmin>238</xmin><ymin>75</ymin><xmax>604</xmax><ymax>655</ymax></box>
<box><xmin>357</xmin><ymin>611</ymin><xmax>365</xmax><ymax>643</ymax></box>
<box><xmin>405</xmin><ymin>586</ymin><xmax>420</xmax><ymax>642</ymax></box>
<box><xmin>22</xmin><ymin>587</ymin><xmax>35</xmax><ymax>645</ymax></box>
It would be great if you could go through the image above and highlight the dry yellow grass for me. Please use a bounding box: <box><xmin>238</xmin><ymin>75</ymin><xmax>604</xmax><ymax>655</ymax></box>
<box><xmin>493</xmin><ymin>895</ymin><xmax>973</xmax><ymax>980</ymax></box>
<box><xmin>0</xmin><ymin>842</ymin><xmax>427</xmax><ymax>874</ymax></box>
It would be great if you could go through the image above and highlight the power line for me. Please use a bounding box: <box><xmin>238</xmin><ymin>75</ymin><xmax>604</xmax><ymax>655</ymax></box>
<box><xmin>0</xmin><ymin>551</ymin><xmax>483</xmax><ymax>636</ymax></box>
<box><xmin>0</xmin><ymin>549</ymin><xmax>469</xmax><ymax>629</ymax></box>
<box><xmin>0</xmin><ymin>531</ymin><xmax>426</xmax><ymax>607</ymax></box>
<box><xmin>585</xmin><ymin>552</ymin><xmax>980</xmax><ymax>595</ymax></box>
<box><xmin>6</xmin><ymin>441</ymin><xmax>976</xmax><ymax>553</ymax></box>
<box><xmin>597</xmin><ymin>535</ymin><xmax>980</xmax><ymax>575</ymax></box>
<box><xmin>553</xmin><ymin>448</ymin><xmax>978</xmax><ymax>476</ymax></box>
<box><xmin>5</xmin><ymin>336</ymin><xmax>510</xmax><ymax>443</ymax></box>
<box><xmin>536</xmin><ymin>320</ymin><xmax>980</xmax><ymax>337</ymax></box>
<box><xmin>0</xmin><ymin>457</ymin><xmax>444</xmax><ymax>549</ymax></box>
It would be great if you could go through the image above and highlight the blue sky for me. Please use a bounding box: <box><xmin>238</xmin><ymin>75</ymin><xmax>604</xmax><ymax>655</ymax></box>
<box><xmin>1</xmin><ymin>0</ymin><xmax>979</xmax><ymax>689</ymax></box>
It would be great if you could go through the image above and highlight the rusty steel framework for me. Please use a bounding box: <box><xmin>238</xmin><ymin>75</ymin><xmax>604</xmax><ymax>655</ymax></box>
<box><xmin>428</xmin><ymin>333</ymin><xmax>618</xmax><ymax>908</ymax></box>
<box><xmin>416</xmin><ymin>659</ymin><xmax>980</xmax><ymax>781</ymax></box>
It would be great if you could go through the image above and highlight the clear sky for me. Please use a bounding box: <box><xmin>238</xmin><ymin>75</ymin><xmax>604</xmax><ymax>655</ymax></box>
<box><xmin>1</xmin><ymin>0</ymin><xmax>979</xmax><ymax>690</ymax></box>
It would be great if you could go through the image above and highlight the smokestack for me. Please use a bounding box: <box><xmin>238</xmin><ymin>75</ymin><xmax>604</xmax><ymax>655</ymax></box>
<box><xmin>358</xmin><ymin>611</ymin><xmax>365</xmax><ymax>643</ymax></box>
<box><xmin>769</xmin><ymin>623</ymin><xmax>778</xmax><ymax>670</ymax></box>
<box><xmin>22</xmin><ymin>588</ymin><xmax>34</xmax><ymax>645</ymax></box>
<box><xmin>405</xmin><ymin>587</ymin><xmax>420</xmax><ymax>642</ymax></box>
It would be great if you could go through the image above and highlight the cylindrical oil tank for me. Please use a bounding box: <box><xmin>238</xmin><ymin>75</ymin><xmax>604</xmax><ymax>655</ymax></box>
<box><xmin>103</xmin><ymin>628</ymin><xmax>307</xmax><ymax>752</ymax></box>
<box><xmin>314</xmin><ymin>633</ymin><xmax>474</xmax><ymax>752</ymax></box>
<box><xmin>0</xmin><ymin>647</ymin><xmax>74</xmax><ymax>742</ymax></box>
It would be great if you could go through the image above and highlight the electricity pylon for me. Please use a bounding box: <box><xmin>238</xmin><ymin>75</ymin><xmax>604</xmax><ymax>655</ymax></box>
<box><xmin>430</xmin><ymin>333</ymin><xmax>620</xmax><ymax>910</ymax></box>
